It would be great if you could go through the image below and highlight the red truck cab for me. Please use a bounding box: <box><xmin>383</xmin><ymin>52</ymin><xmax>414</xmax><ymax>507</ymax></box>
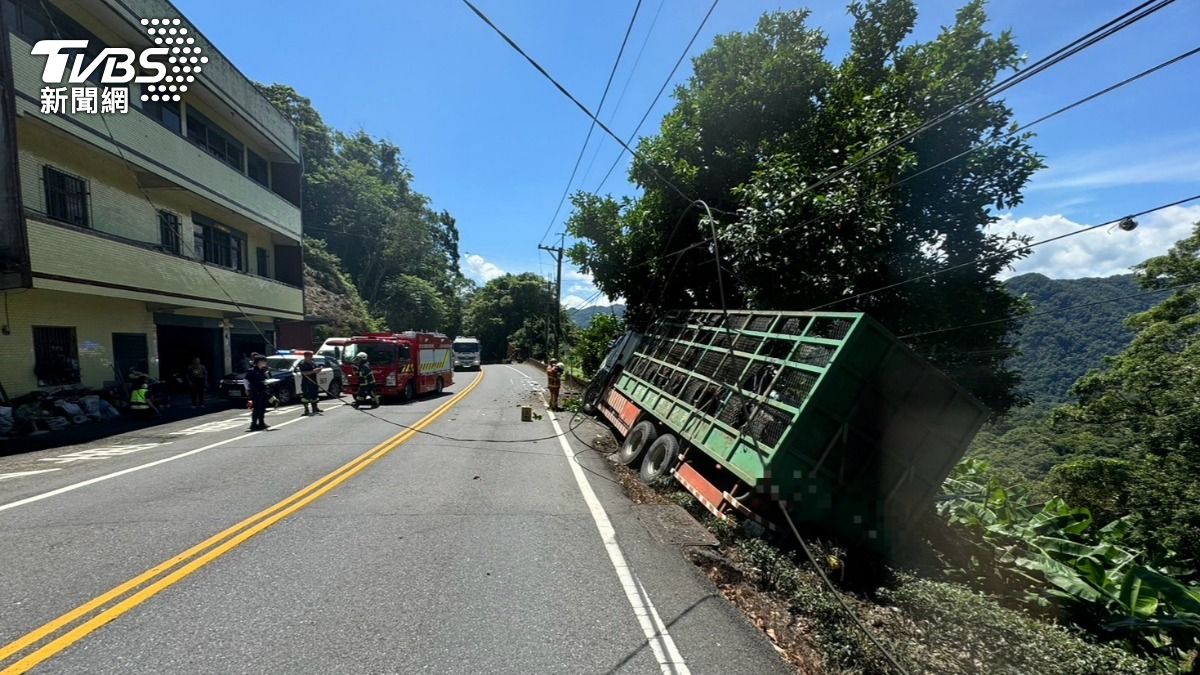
<box><xmin>341</xmin><ymin>332</ymin><xmax>454</xmax><ymax>400</ymax></box>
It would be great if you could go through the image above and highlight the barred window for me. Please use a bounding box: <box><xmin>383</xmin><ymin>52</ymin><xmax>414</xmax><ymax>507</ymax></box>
<box><xmin>33</xmin><ymin>326</ymin><xmax>80</xmax><ymax>386</ymax></box>
<box><xmin>43</xmin><ymin>166</ymin><xmax>89</xmax><ymax>227</ymax></box>
<box><xmin>159</xmin><ymin>211</ymin><xmax>181</xmax><ymax>255</ymax></box>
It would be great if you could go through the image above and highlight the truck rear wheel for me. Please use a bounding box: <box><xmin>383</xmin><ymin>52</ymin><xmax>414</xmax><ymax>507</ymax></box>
<box><xmin>435</xmin><ymin>377</ymin><xmax>444</xmax><ymax>395</ymax></box>
<box><xmin>618</xmin><ymin>420</ymin><xmax>657</xmax><ymax>466</ymax></box>
<box><xmin>639</xmin><ymin>434</ymin><xmax>680</xmax><ymax>485</ymax></box>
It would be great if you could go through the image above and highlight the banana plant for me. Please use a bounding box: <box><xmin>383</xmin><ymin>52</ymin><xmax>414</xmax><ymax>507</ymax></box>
<box><xmin>938</xmin><ymin>460</ymin><xmax>1200</xmax><ymax>658</ymax></box>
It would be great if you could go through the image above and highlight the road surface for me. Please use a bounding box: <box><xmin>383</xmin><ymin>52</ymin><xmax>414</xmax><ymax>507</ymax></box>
<box><xmin>0</xmin><ymin>364</ymin><xmax>789</xmax><ymax>674</ymax></box>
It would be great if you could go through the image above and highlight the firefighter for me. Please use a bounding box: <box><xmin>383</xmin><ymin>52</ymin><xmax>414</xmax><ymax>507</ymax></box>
<box><xmin>546</xmin><ymin>361</ymin><xmax>564</xmax><ymax>411</ymax></box>
<box><xmin>245</xmin><ymin>355</ymin><xmax>271</xmax><ymax>431</ymax></box>
<box><xmin>298</xmin><ymin>351</ymin><xmax>322</xmax><ymax>416</ymax></box>
<box><xmin>353</xmin><ymin>352</ymin><xmax>379</xmax><ymax>408</ymax></box>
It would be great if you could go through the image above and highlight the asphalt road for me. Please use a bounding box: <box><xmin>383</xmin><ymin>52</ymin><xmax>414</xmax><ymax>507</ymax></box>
<box><xmin>0</xmin><ymin>364</ymin><xmax>790</xmax><ymax>674</ymax></box>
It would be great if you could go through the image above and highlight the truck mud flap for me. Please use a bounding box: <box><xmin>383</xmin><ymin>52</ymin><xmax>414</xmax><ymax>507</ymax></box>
<box><xmin>598</xmin><ymin>387</ymin><xmax>641</xmax><ymax>437</ymax></box>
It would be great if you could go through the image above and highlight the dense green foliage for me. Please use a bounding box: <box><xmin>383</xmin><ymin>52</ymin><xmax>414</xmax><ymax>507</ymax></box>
<box><xmin>301</xmin><ymin>237</ymin><xmax>379</xmax><ymax>340</ymax></box>
<box><xmin>1004</xmin><ymin>273</ymin><xmax>1157</xmax><ymax>403</ymax></box>
<box><xmin>568</xmin><ymin>314</ymin><xmax>625</xmax><ymax>377</ymax></box>
<box><xmin>711</xmin><ymin>519</ymin><xmax>1162</xmax><ymax>674</ymax></box>
<box><xmin>938</xmin><ymin>461</ymin><xmax>1200</xmax><ymax>661</ymax></box>
<box><xmin>259</xmin><ymin>84</ymin><xmax>467</xmax><ymax>336</ymax></box>
<box><xmin>462</xmin><ymin>273</ymin><xmax>570</xmax><ymax>362</ymax></box>
<box><xmin>567</xmin><ymin>0</ymin><xmax>1043</xmax><ymax>412</ymax></box>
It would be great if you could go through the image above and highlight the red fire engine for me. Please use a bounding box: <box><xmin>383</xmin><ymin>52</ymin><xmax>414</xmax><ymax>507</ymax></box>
<box><xmin>341</xmin><ymin>332</ymin><xmax>454</xmax><ymax>400</ymax></box>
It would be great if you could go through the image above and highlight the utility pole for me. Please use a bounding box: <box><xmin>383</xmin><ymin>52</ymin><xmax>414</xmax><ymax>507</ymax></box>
<box><xmin>537</xmin><ymin>233</ymin><xmax>564</xmax><ymax>360</ymax></box>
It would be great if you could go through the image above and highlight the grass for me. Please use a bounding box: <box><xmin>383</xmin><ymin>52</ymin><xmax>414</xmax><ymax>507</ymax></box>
<box><xmin>710</xmin><ymin>527</ymin><xmax>1170</xmax><ymax>674</ymax></box>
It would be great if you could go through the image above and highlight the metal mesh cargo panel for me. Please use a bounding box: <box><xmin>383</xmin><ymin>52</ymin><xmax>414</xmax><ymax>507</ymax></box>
<box><xmin>615</xmin><ymin>309</ymin><xmax>987</xmax><ymax>557</ymax></box>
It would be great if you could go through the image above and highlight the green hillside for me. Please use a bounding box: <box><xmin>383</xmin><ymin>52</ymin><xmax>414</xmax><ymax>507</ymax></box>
<box><xmin>568</xmin><ymin>304</ymin><xmax>625</xmax><ymax>328</ymax></box>
<box><xmin>1004</xmin><ymin>273</ymin><xmax>1158</xmax><ymax>403</ymax></box>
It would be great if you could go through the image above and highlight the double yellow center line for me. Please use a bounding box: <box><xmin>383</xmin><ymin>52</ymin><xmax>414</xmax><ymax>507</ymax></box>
<box><xmin>0</xmin><ymin>371</ymin><xmax>483</xmax><ymax>674</ymax></box>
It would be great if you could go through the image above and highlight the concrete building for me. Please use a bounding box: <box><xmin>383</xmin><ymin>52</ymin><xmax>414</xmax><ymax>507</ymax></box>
<box><xmin>0</xmin><ymin>0</ymin><xmax>303</xmax><ymax>398</ymax></box>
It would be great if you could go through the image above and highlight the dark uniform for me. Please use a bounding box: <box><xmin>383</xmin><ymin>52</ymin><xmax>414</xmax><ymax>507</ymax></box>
<box><xmin>298</xmin><ymin>354</ymin><xmax>321</xmax><ymax>416</ymax></box>
<box><xmin>245</xmin><ymin>360</ymin><xmax>270</xmax><ymax>431</ymax></box>
<box><xmin>355</xmin><ymin>360</ymin><xmax>378</xmax><ymax>407</ymax></box>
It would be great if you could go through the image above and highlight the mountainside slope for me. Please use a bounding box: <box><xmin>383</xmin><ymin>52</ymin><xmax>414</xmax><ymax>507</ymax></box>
<box><xmin>1004</xmin><ymin>273</ymin><xmax>1158</xmax><ymax>403</ymax></box>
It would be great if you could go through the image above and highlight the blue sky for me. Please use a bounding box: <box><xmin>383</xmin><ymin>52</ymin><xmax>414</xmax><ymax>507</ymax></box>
<box><xmin>175</xmin><ymin>0</ymin><xmax>1200</xmax><ymax>305</ymax></box>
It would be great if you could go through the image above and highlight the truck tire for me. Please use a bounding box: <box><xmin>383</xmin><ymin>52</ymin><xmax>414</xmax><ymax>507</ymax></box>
<box><xmin>435</xmin><ymin>377</ymin><xmax>444</xmax><ymax>395</ymax></box>
<box><xmin>617</xmin><ymin>420</ymin><xmax>657</xmax><ymax>466</ymax></box>
<box><xmin>639</xmin><ymin>434</ymin><xmax>680</xmax><ymax>485</ymax></box>
<box><xmin>403</xmin><ymin>380</ymin><xmax>416</xmax><ymax>402</ymax></box>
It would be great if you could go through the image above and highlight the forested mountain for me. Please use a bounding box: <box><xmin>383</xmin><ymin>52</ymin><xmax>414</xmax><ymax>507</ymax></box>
<box><xmin>568</xmin><ymin>304</ymin><xmax>625</xmax><ymax>328</ymax></box>
<box><xmin>1003</xmin><ymin>273</ymin><xmax>1159</xmax><ymax>403</ymax></box>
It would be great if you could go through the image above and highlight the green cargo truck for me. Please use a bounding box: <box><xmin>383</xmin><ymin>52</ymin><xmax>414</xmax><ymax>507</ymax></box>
<box><xmin>591</xmin><ymin>309</ymin><xmax>988</xmax><ymax>555</ymax></box>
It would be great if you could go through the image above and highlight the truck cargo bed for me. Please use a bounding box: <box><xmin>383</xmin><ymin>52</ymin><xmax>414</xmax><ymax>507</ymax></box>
<box><xmin>611</xmin><ymin>309</ymin><xmax>987</xmax><ymax>553</ymax></box>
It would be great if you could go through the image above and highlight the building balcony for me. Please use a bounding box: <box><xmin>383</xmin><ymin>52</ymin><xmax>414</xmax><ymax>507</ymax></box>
<box><xmin>7</xmin><ymin>34</ymin><xmax>302</xmax><ymax>241</ymax></box>
<box><xmin>25</xmin><ymin>215</ymin><xmax>304</xmax><ymax>321</ymax></box>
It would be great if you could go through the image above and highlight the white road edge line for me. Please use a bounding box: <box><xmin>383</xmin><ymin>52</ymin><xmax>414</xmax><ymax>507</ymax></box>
<box><xmin>0</xmin><ymin>469</ymin><xmax>62</xmax><ymax>481</ymax></box>
<box><xmin>0</xmin><ymin>415</ymin><xmax>313</xmax><ymax>514</ymax></box>
<box><xmin>542</xmin><ymin>393</ymin><xmax>690</xmax><ymax>675</ymax></box>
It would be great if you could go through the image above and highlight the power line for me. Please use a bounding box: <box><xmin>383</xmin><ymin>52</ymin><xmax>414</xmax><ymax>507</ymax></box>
<box><xmin>762</xmin><ymin>0</ymin><xmax>1178</xmax><ymax>219</ymax></box>
<box><xmin>539</xmin><ymin>0</ymin><xmax>644</xmax><ymax>246</ymax></box>
<box><xmin>579</xmin><ymin>0</ymin><xmax>667</xmax><ymax>189</ymax></box>
<box><xmin>594</xmin><ymin>0</ymin><xmax>720</xmax><ymax>194</ymax></box>
<box><xmin>806</xmin><ymin>191</ymin><xmax>1200</xmax><ymax>312</ymax></box>
<box><xmin>630</xmin><ymin>13</ymin><xmax>1194</xmax><ymax>276</ymax></box>
<box><xmin>460</xmin><ymin>0</ymin><xmax>712</xmax><ymax>212</ymax></box>
<box><xmin>902</xmin><ymin>279</ymin><xmax>1200</xmax><ymax>340</ymax></box>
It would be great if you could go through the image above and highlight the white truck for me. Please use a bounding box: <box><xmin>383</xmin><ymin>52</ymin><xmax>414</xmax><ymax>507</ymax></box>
<box><xmin>452</xmin><ymin>337</ymin><xmax>482</xmax><ymax>371</ymax></box>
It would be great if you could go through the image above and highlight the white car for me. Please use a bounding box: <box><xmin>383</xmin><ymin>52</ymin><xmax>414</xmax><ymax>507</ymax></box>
<box><xmin>221</xmin><ymin>354</ymin><xmax>342</xmax><ymax>405</ymax></box>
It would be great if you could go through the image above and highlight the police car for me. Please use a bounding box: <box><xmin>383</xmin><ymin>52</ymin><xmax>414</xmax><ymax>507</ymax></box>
<box><xmin>220</xmin><ymin>352</ymin><xmax>342</xmax><ymax>405</ymax></box>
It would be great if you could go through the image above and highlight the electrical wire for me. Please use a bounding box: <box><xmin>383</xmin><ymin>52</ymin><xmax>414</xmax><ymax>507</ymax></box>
<box><xmin>593</xmin><ymin>0</ymin><xmax>721</xmax><ymax>194</ymax></box>
<box><xmin>760</xmin><ymin>0</ymin><xmax>1178</xmax><ymax>220</ymax></box>
<box><xmin>901</xmin><ymin>279</ymin><xmax>1200</xmax><ymax>340</ymax></box>
<box><xmin>459</xmin><ymin>0</ymin><xmax>722</xmax><ymax>213</ymax></box>
<box><xmin>579</xmin><ymin>0</ymin><xmax>667</xmax><ymax>189</ymax></box>
<box><xmin>33</xmin><ymin>4</ymin><xmax>619</xmax><ymax>452</ymax></box>
<box><xmin>538</xmin><ymin>0</ymin><xmax>644</xmax><ymax>246</ymax></box>
<box><xmin>694</xmin><ymin>222</ymin><xmax>913</xmax><ymax>675</ymax></box>
<box><xmin>625</xmin><ymin>39</ymin><xmax>1200</xmax><ymax>275</ymax></box>
<box><xmin>807</xmin><ymin>191</ymin><xmax>1200</xmax><ymax>312</ymax></box>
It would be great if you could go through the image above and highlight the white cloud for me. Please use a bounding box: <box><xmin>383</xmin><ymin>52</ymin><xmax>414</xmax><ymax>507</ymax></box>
<box><xmin>460</xmin><ymin>254</ymin><xmax>505</xmax><ymax>282</ymax></box>
<box><xmin>999</xmin><ymin>205</ymin><xmax>1200</xmax><ymax>279</ymax></box>
<box><xmin>1029</xmin><ymin>134</ymin><xmax>1200</xmax><ymax>193</ymax></box>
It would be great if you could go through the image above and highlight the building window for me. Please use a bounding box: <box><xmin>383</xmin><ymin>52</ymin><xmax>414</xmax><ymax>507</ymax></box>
<box><xmin>43</xmin><ymin>166</ymin><xmax>89</xmax><ymax>227</ymax></box>
<box><xmin>33</xmin><ymin>326</ymin><xmax>80</xmax><ymax>386</ymax></box>
<box><xmin>143</xmin><ymin>97</ymin><xmax>181</xmax><ymax>134</ymax></box>
<box><xmin>247</xmin><ymin>149</ymin><xmax>269</xmax><ymax>187</ymax></box>
<box><xmin>256</xmin><ymin>247</ymin><xmax>269</xmax><ymax>277</ymax></box>
<box><xmin>5</xmin><ymin>0</ymin><xmax>106</xmax><ymax>82</ymax></box>
<box><xmin>186</xmin><ymin>108</ymin><xmax>244</xmax><ymax>172</ymax></box>
<box><xmin>193</xmin><ymin>214</ymin><xmax>247</xmax><ymax>271</ymax></box>
<box><xmin>159</xmin><ymin>211</ymin><xmax>181</xmax><ymax>255</ymax></box>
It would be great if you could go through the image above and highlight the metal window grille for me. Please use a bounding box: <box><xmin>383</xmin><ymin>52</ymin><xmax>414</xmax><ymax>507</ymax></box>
<box><xmin>159</xmin><ymin>211</ymin><xmax>181</xmax><ymax>255</ymax></box>
<box><xmin>33</xmin><ymin>326</ymin><xmax>80</xmax><ymax>386</ymax></box>
<box><xmin>43</xmin><ymin>167</ymin><xmax>88</xmax><ymax>227</ymax></box>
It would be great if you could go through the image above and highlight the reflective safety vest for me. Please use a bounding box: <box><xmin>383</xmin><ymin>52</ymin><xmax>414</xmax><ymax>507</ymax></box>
<box><xmin>130</xmin><ymin>387</ymin><xmax>150</xmax><ymax>410</ymax></box>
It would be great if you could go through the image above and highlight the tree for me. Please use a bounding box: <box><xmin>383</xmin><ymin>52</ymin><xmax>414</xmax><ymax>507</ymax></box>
<box><xmin>1048</xmin><ymin>221</ymin><xmax>1200</xmax><ymax>571</ymax></box>
<box><xmin>380</xmin><ymin>275</ymin><xmax>449</xmax><ymax>333</ymax></box>
<box><xmin>567</xmin><ymin>1</ymin><xmax>1043</xmax><ymax>412</ymax></box>
<box><xmin>258</xmin><ymin>84</ymin><xmax>468</xmax><ymax>334</ymax></box>
<box><xmin>570</xmin><ymin>313</ymin><xmax>625</xmax><ymax>377</ymax></box>
<box><xmin>463</xmin><ymin>273</ymin><xmax>562</xmax><ymax>361</ymax></box>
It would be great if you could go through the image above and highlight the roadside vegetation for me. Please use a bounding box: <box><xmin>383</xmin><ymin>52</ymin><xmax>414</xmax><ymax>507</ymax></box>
<box><xmin>549</xmin><ymin>1</ymin><xmax>1200</xmax><ymax>670</ymax></box>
